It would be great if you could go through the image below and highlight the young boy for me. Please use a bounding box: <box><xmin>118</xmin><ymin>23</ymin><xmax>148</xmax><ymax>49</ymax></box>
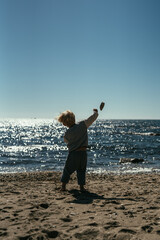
<box><xmin>57</xmin><ymin>109</ymin><xmax>98</xmax><ymax>192</ymax></box>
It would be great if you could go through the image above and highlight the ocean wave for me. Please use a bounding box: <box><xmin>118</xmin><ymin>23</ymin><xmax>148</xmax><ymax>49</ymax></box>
<box><xmin>128</xmin><ymin>132</ymin><xmax>160</xmax><ymax>136</ymax></box>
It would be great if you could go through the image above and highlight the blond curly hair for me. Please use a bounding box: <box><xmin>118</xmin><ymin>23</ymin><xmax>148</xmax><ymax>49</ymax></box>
<box><xmin>57</xmin><ymin>110</ymin><xmax>75</xmax><ymax>127</ymax></box>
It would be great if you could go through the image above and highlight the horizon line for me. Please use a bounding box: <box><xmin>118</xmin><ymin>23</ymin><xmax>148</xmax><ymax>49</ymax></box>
<box><xmin>0</xmin><ymin>117</ymin><xmax>160</xmax><ymax>121</ymax></box>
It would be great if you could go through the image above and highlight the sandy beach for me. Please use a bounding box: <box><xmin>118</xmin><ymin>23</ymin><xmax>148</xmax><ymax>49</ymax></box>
<box><xmin>0</xmin><ymin>171</ymin><xmax>160</xmax><ymax>240</ymax></box>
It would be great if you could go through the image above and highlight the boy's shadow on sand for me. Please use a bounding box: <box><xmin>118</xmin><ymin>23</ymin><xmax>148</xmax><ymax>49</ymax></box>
<box><xmin>68</xmin><ymin>189</ymin><xmax>106</xmax><ymax>204</ymax></box>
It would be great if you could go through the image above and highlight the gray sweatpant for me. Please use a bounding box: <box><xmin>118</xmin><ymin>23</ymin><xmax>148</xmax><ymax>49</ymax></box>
<box><xmin>61</xmin><ymin>151</ymin><xmax>87</xmax><ymax>185</ymax></box>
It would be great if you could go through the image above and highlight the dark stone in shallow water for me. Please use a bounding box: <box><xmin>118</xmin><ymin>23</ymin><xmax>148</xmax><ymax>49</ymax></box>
<box><xmin>119</xmin><ymin>158</ymin><xmax>144</xmax><ymax>164</ymax></box>
<box><xmin>150</xmin><ymin>133</ymin><xmax>160</xmax><ymax>136</ymax></box>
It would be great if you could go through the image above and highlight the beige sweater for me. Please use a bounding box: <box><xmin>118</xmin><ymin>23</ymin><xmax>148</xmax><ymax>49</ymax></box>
<box><xmin>64</xmin><ymin>111</ymin><xmax>98</xmax><ymax>151</ymax></box>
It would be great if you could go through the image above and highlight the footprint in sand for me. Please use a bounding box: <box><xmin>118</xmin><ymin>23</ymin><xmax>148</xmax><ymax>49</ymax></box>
<box><xmin>56</xmin><ymin>197</ymin><xmax>65</xmax><ymax>200</ymax></box>
<box><xmin>17</xmin><ymin>235</ymin><xmax>32</xmax><ymax>240</ymax></box>
<box><xmin>0</xmin><ymin>228</ymin><xmax>8</xmax><ymax>238</ymax></box>
<box><xmin>88</xmin><ymin>222</ymin><xmax>98</xmax><ymax>227</ymax></box>
<box><xmin>1</xmin><ymin>209</ymin><xmax>8</xmax><ymax>213</ymax></box>
<box><xmin>74</xmin><ymin>229</ymin><xmax>99</xmax><ymax>240</ymax></box>
<box><xmin>104</xmin><ymin>221</ymin><xmax>120</xmax><ymax>230</ymax></box>
<box><xmin>157</xmin><ymin>230</ymin><xmax>160</xmax><ymax>235</ymax></box>
<box><xmin>42</xmin><ymin>229</ymin><xmax>59</xmax><ymax>238</ymax></box>
<box><xmin>141</xmin><ymin>225</ymin><xmax>153</xmax><ymax>233</ymax></box>
<box><xmin>60</xmin><ymin>216</ymin><xmax>72</xmax><ymax>222</ymax></box>
<box><xmin>10</xmin><ymin>191</ymin><xmax>21</xmax><ymax>195</ymax></box>
<box><xmin>13</xmin><ymin>213</ymin><xmax>19</xmax><ymax>217</ymax></box>
<box><xmin>3</xmin><ymin>206</ymin><xmax>13</xmax><ymax>210</ymax></box>
<box><xmin>39</xmin><ymin>203</ymin><xmax>49</xmax><ymax>209</ymax></box>
<box><xmin>119</xmin><ymin>228</ymin><xmax>136</xmax><ymax>234</ymax></box>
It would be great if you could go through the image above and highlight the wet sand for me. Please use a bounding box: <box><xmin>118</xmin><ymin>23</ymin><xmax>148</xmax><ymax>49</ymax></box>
<box><xmin>0</xmin><ymin>171</ymin><xmax>160</xmax><ymax>240</ymax></box>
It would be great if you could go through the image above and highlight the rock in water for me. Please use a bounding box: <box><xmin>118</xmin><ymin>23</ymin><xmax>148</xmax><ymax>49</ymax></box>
<box><xmin>119</xmin><ymin>158</ymin><xmax>144</xmax><ymax>164</ymax></box>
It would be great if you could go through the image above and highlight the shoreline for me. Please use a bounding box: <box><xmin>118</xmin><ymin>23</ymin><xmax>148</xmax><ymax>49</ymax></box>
<box><xmin>0</xmin><ymin>168</ymin><xmax>160</xmax><ymax>177</ymax></box>
<box><xmin>1</xmin><ymin>171</ymin><xmax>160</xmax><ymax>240</ymax></box>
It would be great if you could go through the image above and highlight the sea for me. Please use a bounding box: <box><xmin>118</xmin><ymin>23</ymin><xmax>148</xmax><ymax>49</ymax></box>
<box><xmin>0</xmin><ymin>119</ymin><xmax>160</xmax><ymax>174</ymax></box>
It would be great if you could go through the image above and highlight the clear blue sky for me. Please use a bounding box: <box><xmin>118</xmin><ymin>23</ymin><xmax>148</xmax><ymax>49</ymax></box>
<box><xmin>0</xmin><ymin>0</ymin><xmax>160</xmax><ymax>119</ymax></box>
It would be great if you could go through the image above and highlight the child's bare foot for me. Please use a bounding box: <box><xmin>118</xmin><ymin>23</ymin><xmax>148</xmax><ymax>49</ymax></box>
<box><xmin>80</xmin><ymin>185</ymin><xmax>87</xmax><ymax>192</ymax></box>
<box><xmin>61</xmin><ymin>182</ymin><xmax>66</xmax><ymax>191</ymax></box>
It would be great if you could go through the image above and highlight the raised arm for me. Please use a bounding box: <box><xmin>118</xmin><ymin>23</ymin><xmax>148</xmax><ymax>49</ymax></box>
<box><xmin>84</xmin><ymin>109</ymin><xmax>99</xmax><ymax>128</ymax></box>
